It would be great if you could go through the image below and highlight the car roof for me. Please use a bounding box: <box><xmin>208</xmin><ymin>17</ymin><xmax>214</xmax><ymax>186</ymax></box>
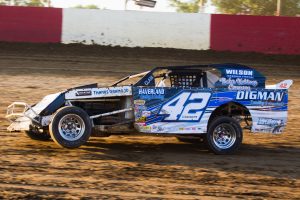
<box><xmin>152</xmin><ymin>63</ymin><xmax>250</xmax><ymax>70</ymax></box>
<box><xmin>151</xmin><ymin>63</ymin><xmax>265</xmax><ymax>78</ymax></box>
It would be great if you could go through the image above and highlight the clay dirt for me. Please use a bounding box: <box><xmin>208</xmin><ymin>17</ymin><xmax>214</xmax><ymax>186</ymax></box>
<box><xmin>0</xmin><ymin>43</ymin><xmax>299</xmax><ymax>199</ymax></box>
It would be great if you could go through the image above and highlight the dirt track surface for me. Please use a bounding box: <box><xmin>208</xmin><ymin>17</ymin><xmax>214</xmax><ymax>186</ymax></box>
<box><xmin>0</xmin><ymin>43</ymin><xmax>299</xmax><ymax>199</ymax></box>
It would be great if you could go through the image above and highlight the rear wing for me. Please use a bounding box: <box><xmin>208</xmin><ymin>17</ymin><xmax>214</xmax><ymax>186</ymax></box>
<box><xmin>266</xmin><ymin>80</ymin><xmax>293</xmax><ymax>89</ymax></box>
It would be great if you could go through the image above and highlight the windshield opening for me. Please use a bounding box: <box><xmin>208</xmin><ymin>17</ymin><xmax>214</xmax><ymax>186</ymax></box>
<box><xmin>112</xmin><ymin>71</ymin><xmax>150</xmax><ymax>86</ymax></box>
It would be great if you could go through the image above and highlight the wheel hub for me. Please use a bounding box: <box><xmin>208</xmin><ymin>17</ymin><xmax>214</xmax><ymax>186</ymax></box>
<box><xmin>58</xmin><ymin>114</ymin><xmax>85</xmax><ymax>141</ymax></box>
<box><xmin>212</xmin><ymin>123</ymin><xmax>237</xmax><ymax>149</ymax></box>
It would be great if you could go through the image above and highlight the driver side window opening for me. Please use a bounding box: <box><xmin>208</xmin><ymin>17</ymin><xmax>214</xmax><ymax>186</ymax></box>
<box><xmin>151</xmin><ymin>67</ymin><xmax>221</xmax><ymax>88</ymax></box>
<box><xmin>206</xmin><ymin>69</ymin><xmax>221</xmax><ymax>88</ymax></box>
<box><xmin>153</xmin><ymin>69</ymin><xmax>171</xmax><ymax>87</ymax></box>
<box><xmin>169</xmin><ymin>72</ymin><xmax>204</xmax><ymax>88</ymax></box>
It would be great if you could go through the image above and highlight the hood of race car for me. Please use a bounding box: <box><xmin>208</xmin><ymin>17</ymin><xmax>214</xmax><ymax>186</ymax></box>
<box><xmin>33</xmin><ymin>92</ymin><xmax>65</xmax><ymax>116</ymax></box>
<box><xmin>64</xmin><ymin>86</ymin><xmax>132</xmax><ymax>100</ymax></box>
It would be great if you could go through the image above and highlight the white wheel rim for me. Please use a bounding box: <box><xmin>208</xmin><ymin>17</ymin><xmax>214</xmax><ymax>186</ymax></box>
<box><xmin>58</xmin><ymin>114</ymin><xmax>85</xmax><ymax>141</ymax></box>
<box><xmin>212</xmin><ymin>123</ymin><xmax>237</xmax><ymax>149</ymax></box>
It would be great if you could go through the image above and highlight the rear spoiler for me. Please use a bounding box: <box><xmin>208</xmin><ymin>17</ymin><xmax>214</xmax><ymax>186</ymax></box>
<box><xmin>266</xmin><ymin>80</ymin><xmax>293</xmax><ymax>89</ymax></box>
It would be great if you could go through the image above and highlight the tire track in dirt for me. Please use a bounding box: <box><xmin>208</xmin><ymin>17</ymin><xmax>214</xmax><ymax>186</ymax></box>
<box><xmin>0</xmin><ymin>183</ymin><xmax>214</xmax><ymax>200</ymax></box>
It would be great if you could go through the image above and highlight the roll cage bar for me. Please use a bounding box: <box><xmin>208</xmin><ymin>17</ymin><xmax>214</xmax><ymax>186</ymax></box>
<box><xmin>111</xmin><ymin>63</ymin><xmax>265</xmax><ymax>88</ymax></box>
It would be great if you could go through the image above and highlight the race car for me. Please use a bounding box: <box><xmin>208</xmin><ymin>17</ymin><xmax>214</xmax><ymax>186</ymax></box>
<box><xmin>6</xmin><ymin>63</ymin><xmax>293</xmax><ymax>154</ymax></box>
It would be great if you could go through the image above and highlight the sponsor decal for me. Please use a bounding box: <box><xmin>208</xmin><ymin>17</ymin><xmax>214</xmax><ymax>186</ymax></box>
<box><xmin>251</xmin><ymin>101</ymin><xmax>285</xmax><ymax>107</ymax></box>
<box><xmin>144</xmin><ymin>75</ymin><xmax>154</xmax><ymax>86</ymax></box>
<box><xmin>159</xmin><ymin>92</ymin><xmax>211</xmax><ymax>122</ymax></box>
<box><xmin>254</xmin><ymin>118</ymin><xmax>285</xmax><ymax>134</ymax></box>
<box><xmin>279</xmin><ymin>82</ymin><xmax>288</xmax><ymax>89</ymax></box>
<box><xmin>66</xmin><ymin>86</ymin><xmax>131</xmax><ymax>99</ymax></box>
<box><xmin>136</xmin><ymin>116</ymin><xmax>146</xmax><ymax>123</ymax></box>
<box><xmin>151</xmin><ymin>125</ymin><xmax>164</xmax><ymax>131</ymax></box>
<box><xmin>76</xmin><ymin>90</ymin><xmax>92</xmax><ymax>96</ymax></box>
<box><xmin>257</xmin><ymin>118</ymin><xmax>284</xmax><ymax>126</ymax></box>
<box><xmin>138</xmin><ymin>88</ymin><xmax>165</xmax><ymax>95</ymax></box>
<box><xmin>184</xmin><ymin>127</ymin><xmax>196</xmax><ymax>131</ymax></box>
<box><xmin>212</xmin><ymin>97</ymin><xmax>233</xmax><ymax>102</ymax></box>
<box><xmin>254</xmin><ymin>128</ymin><xmax>269</xmax><ymax>132</ymax></box>
<box><xmin>236</xmin><ymin>91</ymin><xmax>284</xmax><ymax>102</ymax></box>
<box><xmin>134</xmin><ymin>104</ymin><xmax>147</xmax><ymax>120</ymax></box>
<box><xmin>93</xmin><ymin>87</ymin><xmax>130</xmax><ymax>96</ymax></box>
<box><xmin>135</xmin><ymin>105</ymin><xmax>146</xmax><ymax>110</ymax></box>
<box><xmin>136</xmin><ymin>122</ymin><xmax>146</xmax><ymax>126</ymax></box>
<box><xmin>134</xmin><ymin>99</ymin><xmax>145</xmax><ymax>105</ymax></box>
<box><xmin>219</xmin><ymin>78</ymin><xmax>258</xmax><ymax>87</ymax></box>
<box><xmin>228</xmin><ymin>85</ymin><xmax>251</xmax><ymax>90</ymax></box>
<box><xmin>179</xmin><ymin>127</ymin><xmax>199</xmax><ymax>131</ymax></box>
<box><xmin>138</xmin><ymin>88</ymin><xmax>165</xmax><ymax>99</ymax></box>
<box><xmin>225</xmin><ymin>69</ymin><xmax>254</xmax><ymax>78</ymax></box>
<box><xmin>142</xmin><ymin>111</ymin><xmax>151</xmax><ymax>117</ymax></box>
<box><xmin>254</xmin><ymin>127</ymin><xmax>284</xmax><ymax>134</ymax></box>
<box><xmin>140</xmin><ymin>126</ymin><xmax>151</xmax><ymax>131</ymax></box>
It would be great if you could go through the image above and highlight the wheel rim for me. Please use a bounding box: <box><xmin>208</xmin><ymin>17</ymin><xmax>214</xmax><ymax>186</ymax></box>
<box><xmin>212</xmin><ymin>123</ymin><xmax>236</xmax><ymax>149</ymax></box>
<box><xmin>58</xmin><ymin>114</ymin><xmax>85</xmax><ymax>141</ymax></box>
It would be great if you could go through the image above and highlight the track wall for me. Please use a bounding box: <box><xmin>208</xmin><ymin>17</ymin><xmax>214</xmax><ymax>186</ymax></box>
<box><xmin>62</xmin><ymin>9</ymin><xmax>211</xmax><ymax>50</ymax></box>
<box><xmin>210</xmin><ymin>14</ymin><xmax>300</xmax><ymax>55</ymax></box>
<box><xmin>0</xmin><ymin>6</ymin><xmax>299</xmax><ymax>55</ymax></box>
<box><xmin>0</xmin><ymin>6</ymin><xmax>62</xmax><ymax>43</ymax></box>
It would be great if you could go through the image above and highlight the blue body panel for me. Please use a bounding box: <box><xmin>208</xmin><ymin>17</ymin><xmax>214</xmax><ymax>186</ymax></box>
<box><xmin>133</xmin><ymin>88</ymin><xmax>288</xmax><ymax>134</ymax></box>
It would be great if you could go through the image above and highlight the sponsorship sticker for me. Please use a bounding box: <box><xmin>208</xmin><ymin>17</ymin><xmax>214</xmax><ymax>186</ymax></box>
<box><xmin>236</xmin><ymin>91</ymin><xmax>284</xmax><ymax>102</ymax></box>
<box><xmin>134</xmin><ymin>99</ymin><xmax>146</xmax><ymax>105</ymax></box>
<box><xmin>138</xmin><ymin>88</ymin><xmax>165</xmax><ymax>99</ymax></box>
<box><xmin>225</xmin><ymin>69</ymin><xmax>254</xmax><ymax>78</ymax></box>
<box><xmin>140</xmin><ymin>126</ymin><xmax>151</xmax><ymax>131</ymax></box>
<box><xmin>76</xmin><ymin>90</ymin><xmax>92</xmax><ymax>96</ymax></box>
<box><xmin>142</xmin><ymin>111</ymin><xmax>151</xmax><ymax>117</ymax></box>
<box><xmin>257</xmin><ymin>118</ymin><xmax>283</xmax><ymax>126</ymax></box>
<box><xmin>93</xmin><ymin>87</ymin><xmax>130</xmax><ymax>95</ymax></box>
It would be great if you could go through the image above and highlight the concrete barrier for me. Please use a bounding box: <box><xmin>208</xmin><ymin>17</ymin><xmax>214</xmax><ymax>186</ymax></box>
<box><xmin>62</xmin><ymin>9</ymin><xmax>211</xmax><ymax>50</ymax></box>
<box><xmin>0</xmin><ymin>6</ymin><xmax>299</xmax><ymax>55</ymax></box>
<box><xmin>0</xmin><ymin>6</ymin><xmax>62</xmax><ymax>43</ymax></box>
<box><xmin>210</xmin><ymin>14</ymin><xmax>300</xmax><ymax>55</ymax></box>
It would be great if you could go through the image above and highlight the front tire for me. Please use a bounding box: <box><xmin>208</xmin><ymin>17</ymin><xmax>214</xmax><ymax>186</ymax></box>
<box><xmin>49</xmin><ymin>106</ymin><xmax>92</xmax><ymax>148</ymax></box>
<box><xmin>24</xmin><ymin>128</ymin><xmax>50</xmax><ymax>141</ymax></box>
<box><xmin>206</xmin><ymin>116</ymin><xmax>243</xmax><ymax>155</ymax></box>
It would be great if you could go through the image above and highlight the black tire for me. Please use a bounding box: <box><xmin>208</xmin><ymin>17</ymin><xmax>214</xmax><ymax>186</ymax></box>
<box><xmin>206</xmin><ymin>116</ymin><xmax>243</xmax><ymax>155</ymax></box>
<box><xmin>49</xmin><ymin>106</ymin><xmax>92</xmax><ymax>148</ymax></box>
<box><xmin>24</xmin><ymin>129</ymin><xmax>51</xmax><ymax>141</ymax></box>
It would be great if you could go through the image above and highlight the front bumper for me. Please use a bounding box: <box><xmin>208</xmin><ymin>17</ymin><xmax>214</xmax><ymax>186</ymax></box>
<box><xmin>6</xmin><ymin>102</ymin><xmax>40</xmax><ymax>132</ymax></box>
<box><xmin>6</xmin><ymin>92</ymin><xmax>63</xmax><ymax>132</ymax></box>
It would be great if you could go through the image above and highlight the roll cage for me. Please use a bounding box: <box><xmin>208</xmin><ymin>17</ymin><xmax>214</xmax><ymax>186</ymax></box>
<box><xmin>115</xmin><ymin>63</ymin><xmax>266</xmax><ymax>89</ymax></box>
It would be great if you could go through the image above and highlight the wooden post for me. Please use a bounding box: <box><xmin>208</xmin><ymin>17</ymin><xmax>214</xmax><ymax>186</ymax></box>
<box><xmin>276</xmin><ymin>0</ymin><xmax>281</xmax><ymax>16</ymax></box>
<box><xmin>198</xmin><ymin>0</ymin><xmax>204</xmax><ymax>13</ymax></box>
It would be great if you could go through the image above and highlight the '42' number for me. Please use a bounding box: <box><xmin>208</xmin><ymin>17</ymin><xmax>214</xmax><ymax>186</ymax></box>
<box><xmin>159</xmin><ymin>92</ymin><xmax>211</xmax><ymax>122</ymax></box>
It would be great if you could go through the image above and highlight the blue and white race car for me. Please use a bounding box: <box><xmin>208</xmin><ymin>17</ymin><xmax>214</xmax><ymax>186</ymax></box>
<box><xmin>6</xmin><ymin>64</ymin><xmax>293</xmax><ymax>154</ymax></box>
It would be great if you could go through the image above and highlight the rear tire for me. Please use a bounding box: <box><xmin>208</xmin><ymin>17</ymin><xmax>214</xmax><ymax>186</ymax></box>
<box><xmin>206</xmin><ymin>116</ymin><xmax>243</xmax><ymax>155</ymax></box>
<box><xmin>49</xmin><ymin>106</ymin><xmax>92</xmax><ymax>148</ymax></box>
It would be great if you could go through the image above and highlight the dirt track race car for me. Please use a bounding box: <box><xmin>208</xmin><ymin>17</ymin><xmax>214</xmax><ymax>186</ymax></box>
<box><xmin>6</xmin><ymin>64</ymin><xmax>293</xmax><ymax>154</ymax></box>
